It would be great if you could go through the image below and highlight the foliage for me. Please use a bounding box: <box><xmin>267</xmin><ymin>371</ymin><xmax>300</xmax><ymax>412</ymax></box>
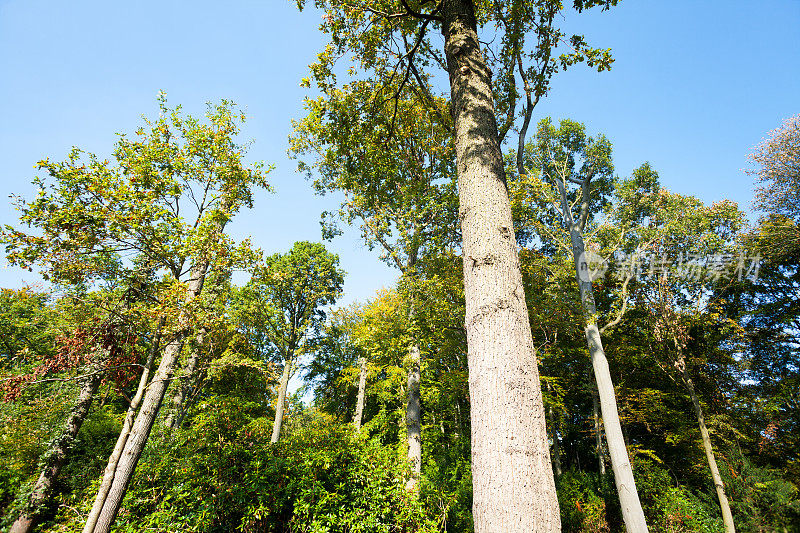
<box><xmin>235</xmin><ymin>241</ymin><xmax>344</xmax><ymax>364</ymax></box>
<box><xmin>1</xmin><ymin>94</ymin><xmax>270</xmax><ymax>288</ymax></box>
<box><xmin>751</xmin><ymin>114</ymin><xmax>800</xmax><ymax>225</ymax></box>
<box><xmin>98</xmin><ymin>412</ymin><xmax>437</xmax><ymax>533</ymax></box>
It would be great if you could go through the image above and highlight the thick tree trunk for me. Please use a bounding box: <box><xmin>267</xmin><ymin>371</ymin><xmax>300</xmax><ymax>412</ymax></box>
<box><xmin>676</xmin><ymin>356</ymin><xmax>736</xmax><ymax>532</ymax></box>
<box><xmin>10</xmin><ymin>362</ymin><xmax>103</xmax><ymax>533</ymax></box>
<box><xmin>82</xmin><ymin>317</ymin><xmax>164</xmax><ymax>533</ymax></box>
<box><xmin>593</xmin><ymin>387</ymin><xmax>606</xmax><ymax>476</ymax></box>
<box><xmin>405</xmin><ymin>342</ymin><xmax>422</xmax><ymax>492</ymax></box>
<box><xmin>270</xmin><ymin>358</ymin><xmax>292</xmax><ymax>444</ymax></box>
<box><xmin>89</xmin><ymin>264</ymin><xmax>208</xmax><ymax>533</ymax></box>
<box><xmin>441</xmin><ymin>2</ymin><xmax>560</xmax><ymax>530</ymax></box>
<box><xmin>163</xmin><ymin>325</ymin><xmax>207</xmax><ymax>432</ymax></box>
<box><xmin>352</xmin><ymin>355</ymin><xmax>367</xmax><ymax>430</ymax></box>
<box><xmin>569</xmin><ymin>226</ymin><xmax>648</xmax><ymax>532</ymax></box>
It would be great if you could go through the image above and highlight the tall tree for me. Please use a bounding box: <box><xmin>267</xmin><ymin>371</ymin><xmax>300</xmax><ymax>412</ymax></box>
<box><xmin>236</xmin><ymin>241</ymin><xmax>344</xmax><ymax>444</ymax></box>
<box><xmin>519</xmin><ymin>117</ymin><xmax>649</xmax><ymax>531</ymax></box>
<box><xmin>3</xmin><ymin>96</ymin><xmax>272</xmax><ymax>533</ymax></box>
<box><xmin>294</xmin><ymin>2</ymin><xmax>619</xmax><ymax>527</ymax></box>
<box><xmin>609</xmin><ymin>169</ymin><xmax>746</xmax><ymax>531</ymax></box>
<box><xmin>291</xmin><ymin>86</ymin><xmax>457</xmax><ymax>491</ymax></box>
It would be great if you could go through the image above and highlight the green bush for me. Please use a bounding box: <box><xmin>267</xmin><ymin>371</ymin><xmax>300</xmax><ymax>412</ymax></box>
<box><xmin>556</xmin><ymin>469</ymin><xmax>616</xmax><ymax>533</ymax></box>
<box><xmin>633</xmin><ymin>457</ymin><xmax>722</xmax><ymax>533</ymax></box>
<box><xmin>114</xmin><ymin>409</ymin><xmax>436</xmax><ymax>532</ymax></box>
<box><xmin>721</xmin><ymin>448</ymin><xmax>800</xmax><ymax>532</ymax></box>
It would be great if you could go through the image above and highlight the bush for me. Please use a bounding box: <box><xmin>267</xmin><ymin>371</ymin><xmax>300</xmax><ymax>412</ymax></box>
<box><xmin>633</xmin><ymin>457</ymin><xmax>722</xmax><ymax>533</ymax></box>
<box><xmin>114</xmin><ymin>409</ymin><xmax>436</xmax><ymax>532</ymax></box>
<box><xmin>556</xmin><ymin>469</ymin><xmax>616</xmax><ymax>533</ymax></box>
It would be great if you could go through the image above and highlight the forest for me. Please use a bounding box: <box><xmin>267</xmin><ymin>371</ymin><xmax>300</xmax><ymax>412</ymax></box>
<box><xmin>1</xmin><ymin>1</ymin><xmax>799</xmax><ymax>533</ymax></box>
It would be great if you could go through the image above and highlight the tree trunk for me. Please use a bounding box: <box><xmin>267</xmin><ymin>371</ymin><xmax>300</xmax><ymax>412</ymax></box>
<box><xmin>352</xmin><ymin>355</ymin><xmax>367</xmax><ymax>430</ymax></box>
<box><xmin>270</xmin><ymin>358</ymin><xmax>292</xmax><ymax>444</ymax></box>
<box><xmin>405</xmin><ymin>342</ymin><xmax>422</xmax><ymax>492</ymax></box>
<box><xmin>548</xmin><ymin>404</ymin><xmax>562</xmax><ymax>477</ymax></box>
<box><xmin>676</xmin><ymin>355</ymin><xmax>736</xmax><ymax>533</ymax></box>
<box><xmin>441</xmin><ymin>2</ymin><xmax>560</xmax><ymax>530</ymax></box>
<box><xmin>10</xmin><ymin>361</ymin><xmax>103</xmax><ymax>533</ymax></box>
<box><xmin>569</xmin><ymin>226</ymin><xmax>649</xmax><ymax>532</ymax></box>
<box><xmin>593</xmin><ymin>387</ymin><xmax>606</xmax><ymax>476</ymax></box>
<box><xmin>545</xmin><ymin>381</ymin><xmax>562</xmax><ymax>477</ymax></box>
<box><xmin>89</xmin><ymin>264</ymin><xmax>208</xmax><ymax>533</ymax></box>
<box><xmin>82</xmin><ymin>317</ymin><xmax>164</xmax><ymax>533</ymax></box>
<box><xmin>163</xmin><ymin>325</ymin><xmax>207</xmax><ymax>432</ymax></box>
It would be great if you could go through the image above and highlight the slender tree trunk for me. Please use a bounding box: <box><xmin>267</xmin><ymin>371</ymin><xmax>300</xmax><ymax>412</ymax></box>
<box><xmin>89</xmin><ymin>264</ymin><xmax>208</xmax><ymax>533</ymax></box>
<box><xmin>82</xmin><ymin>317</ymin><xmax>164</xmax><ymax>533</ymax></box>
<box><xmin>352</xmin><ymin>355</ymin><xmax>367</xmax><ymax>430</ymax></box>
<box><xmin>270</xmin><ymin>358</ymin><xmax>292</xmax><ymax>444</ymax></box>
<box><xmin>569</xmin><ymin>226</ymin><xmax>649</xmax><ymax>532</ymax></box>
<box><xmin>593</xmin><ymin>387</ymin><xmax>606</xmax><ymax>476</ymax></box>
<box><xmin>405</xmin><ymin>342</ymin><xmax>422</xmax><ymax>492</ymax></box>
<box><xmin>10</xmin><ymin>361</ymin><xmax>104</xmax><ymax>533</ymax></box>
<box><xmin>545</xmin><ymin>381</ymin><xmax>562</xmax><ymax>476</ymax></box>
<box><xmin>548</xmin><ymin>403</ymin><xmax>562</xmax><ymax>477</ymax></box>
<box><xmin>676</xmin><ymin>355</ymin><xmax>736</xmax><ymax>532</ymax></box>
<box><xmin>163</xmin><ymin>325</ymin><xmax>207</xmax><ymax>432</ymax></box>
<box><xmin>441</xmin><ymin>2</ymin><xmax>560</xmax><ymax>530</ymax></box>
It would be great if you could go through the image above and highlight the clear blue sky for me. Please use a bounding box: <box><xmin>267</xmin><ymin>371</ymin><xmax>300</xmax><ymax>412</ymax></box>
<box><xmin>1</xmin><ymin>0</ymin><xmax>798</xmax><ymax>304</ymax></box>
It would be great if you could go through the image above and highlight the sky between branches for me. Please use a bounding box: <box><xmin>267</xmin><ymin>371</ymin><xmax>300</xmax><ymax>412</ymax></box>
<box><xmin>1</xmin><ymin>0</ymin><xmax>798</xmax><ymax>304</ymax></box>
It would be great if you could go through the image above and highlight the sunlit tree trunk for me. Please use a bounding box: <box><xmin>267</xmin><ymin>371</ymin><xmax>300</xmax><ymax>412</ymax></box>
<box><xmin>593</xmin><ymin>387</ymin><xmax>606</xmax><ymax>476</ymax></box>
<box><xmin>442</xmin><ymin>1</ymin><xmax>560</xmax><ymax>529</ymax></box>
<box><xmin>675</xmin><ymin>353</ymin><xmax>736</xmax><ymax>532</ymax></box>
<box><xmin>352</xmin><ymin>355</ymin><xmax>367</xmax><ymax>430</ymax></box>
<box><xmin>405</xmin><ymin>342</ymin><xmax>422</xmax><ymax>492</ymax></box>
<box><xmin>89</xmin><ymin>264</ymin><xmax>208</xmax><ymax>533</ymax></box>
<box><xmin>163</xmin><ymin>325</ymin><xmax>207</xmax><ymax>432</ymax></box>
<box><xmin>568</xmin><ymin>225</ymin><xmax>648</xmax><ymax>532</ymax></box>
<box><xmin>82</xmin><ymin>317</ymin><xmax>164</xmax><ymax>533</ymax></box>
<box><xmin>10</xmin><ymin>359</ymin><xmax>104</xmax><ymax>533</ymax></box>
<box><xmin>270</xmin><ymin>357</ymin><xmax>292</xmax><ymax>444</ymax></box>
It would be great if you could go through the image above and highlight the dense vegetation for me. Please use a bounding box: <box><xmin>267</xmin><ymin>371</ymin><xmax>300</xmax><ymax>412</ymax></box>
<box><xmin>1</xmin><ymin>2</ymin><xmax>798</xmax><ymax>532</ymax></box>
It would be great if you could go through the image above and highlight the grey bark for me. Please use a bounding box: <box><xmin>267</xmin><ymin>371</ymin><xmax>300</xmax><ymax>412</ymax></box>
<box><xmin>593</xmin><ymin>387</ymin><xmax>606</xmax><ymax>476</ymax></box>
<box><xmin>89</xmin><ymin>264</ymin><xmax>209</xmax><ymax>533</ymax></box>
<box><xmin>405</xmin><ymin>342</ymin><xmax>422</xmax><ymax>492</ymax></box>
<box><xmin>82</xmin><ymin>317</ymin><xmax>164</xmax><ymax>533</ymax></box>
<box><xmin>568</xmin><ymin>223</ymin><xmax>649</xmax><ymax>532</ymax></box>
<box><xmin>676</xmin><ymin>354</ymin><xmax>736</xmax><ymax>532</ymax></box>
<box><xmin>352</xmin><ymin>355</ymin><xmax>367</xmax><ymax>430</ymax></box>
<box><xmin>270</xmin><ymin>358</ymin><xmax>292</xmax><ymax>444</ymax></box>
<box><xmin>10</xmin><ymin>359</ymin><xmax>103</xmax><ymax>533</ymax></box>
<box><xmin>441</xmin><ymin>2</ymin><xmax>560</xmax><ymax>530</ymax></box>
<box><xmin>163</xmin><ymin>325</ymin><xmax>207</xmax><ymax>432</ymax></box>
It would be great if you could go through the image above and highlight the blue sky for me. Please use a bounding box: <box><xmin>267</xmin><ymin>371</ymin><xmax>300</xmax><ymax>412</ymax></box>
<box><xmin>1</xmin><ymin>0</ymin><xmax>798</xmax><ymax>304</ymax></box>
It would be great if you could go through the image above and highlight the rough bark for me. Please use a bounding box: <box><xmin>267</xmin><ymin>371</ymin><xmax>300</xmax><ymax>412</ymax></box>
<box><xmin>569</xmin><ymin>225</ymin><xmax>649</xmax><ymax>532</ymax></box>
<box><xmin>441</xmin><ymin>1</ymin><xmax>560</xmax><ymax>530</ymax></box>
<box><xmin>270</xmin><ymin>358</ymin><xmax>292</xmax><ymax>444</ymax></box>
<box><xmin>405</xmin><ymin>342</ymin><xmax>422</xmax><ymax>492</ymax></box>
<box><xmin>10</xmin><ymin>362</ymin><xmax>103</xmax><ymax>533</ymax></box>
<box><xmin>352</xmin><ymin>355</ymin><xmax>367</xmax><ymax>430</ymax></box>
<box><xmin>593</xmin><ymin>387</ymin><xmax>606</xmax><ymax>476</ymax></box>
<box><xmin>163</xmin><ymin>325</ymin><xmax>207</xmax><ymax>432</ymax></box>
<box><xmin>89</xmin><ymin>264</ymin><xmax>208</xmax><ymax>533</ymax></box>
<box><xmin>676</xmin><ymin>355</ymin><xmax>736</xmax><ymax>532</ymax></box>
<box><xmin>82</xmin><ymin>317</ymin><xmax>164</xmax><ymax>533</ymax></box>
